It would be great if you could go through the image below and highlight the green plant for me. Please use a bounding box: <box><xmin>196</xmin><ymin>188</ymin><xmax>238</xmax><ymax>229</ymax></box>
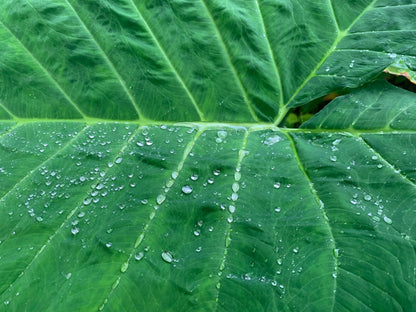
<box><xmin>0</xmin><ymin>1</ymin><xmax>415</xmax><ymax>311</ymax></box>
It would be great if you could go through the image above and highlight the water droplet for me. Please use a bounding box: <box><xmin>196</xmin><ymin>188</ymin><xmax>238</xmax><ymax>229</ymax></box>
<box><xmin>330</xmin><ymin>155</ymin><xmax>337</xmax><ymax>162</ymax></box>
<box><xmin>190</xmin><ymin>174</ymin><xmax>198</xmax><ymax>181</ymax></box>
<box><xmin>232</xmin><ymin>182</ymin><xmax>239</xmax><ymax>193</ymax></box>
<box><xmin>264</xmin><ymin>135</ymin><xmax>282</xmax><ymax>146</ymax></box>
<box><xmin>274</xmin><ymin>207</ymin><xmax>281</xmax><ymax>213</ymax></box>
<box><xmin>273</xmin><ymin>182</ymin><xmax>281</xmax><ymax>189</ymax></box>
<box><xmin>293</xmin><ymin>247</ymin><xmax>299</xmax><ymax>254</ymax></box>
<box><xmin>182</xmin><ymin>185</ymin><xmax>193</xmax><ymax>194</ymax></box>
<box><xmin>349</xmin><ymin>60</ymin><xmax>355</xmax><ymax>68</ymax></box>
<box><xmin>78</xmin><ymin>212</ymin><xmax>85</xmax><ymax>218</ymax></box>
<box><xmin>231</xmin><ymin>193</ymin><xmax>238</xmax><ymax>201</ymax></box>
<box><xmin>229</xmin><ymin>205</ymin><xmax>236</xmax><ymax>213</ymax></box>
<box><xmin>383</xmin><ymin>216</ymin><xmax>392</xmax><ymax>224</ymax></box>
<box><xmin>135</xmin><ymin>252</ymin><xmax>144</xmax><ymax>261</ymax></box>
<box><xmin>121</xmin><ymin>262</ymin><xmax>128</xmax><ymax>272</ymax></box>
<box><xmin>364</xmin><ymin>195</ymin><xmax>372</xmax><ymax>201</ymax></box>
<box><xmin>172</xmin><ymin>171</ymin><xmax>178</xmax><ymax>179</ymax></box>
<box><xmin>36</xmin><ymin>216</ymin><xmax>43</xmax><ymax>222</ymax></box>
<box><xmin>217</xmin><ymin>131</ymin><xmax>227</xmax><ymax>139</ymax></box>
<box><xmin>157</xmin><ymin>194</ymin><xmax>166</xmax><ymax>205</ymax></box>
<box><xmin>65</xmin><ymin>273</ymin><xmax>72</xmax><ymax>280</ymax></box>
<box><xmin>213</xmin><ymin>169</ymin><xmax>221</xmax><ymax>176</ymax></box>
<box><xmin>71</xmin><ymin>227</ymin><xmax>79</xmax><ymax>235</ymax></box>
<box><xmin>83</xmin><ymin>198</ymin><xmax>92</xmax><ymax>205</ymax></box>
<box><xmin>161</xmin><ymin>251</ymin><xmax>173</xmax><ymax>263</ymax></box>
<box><xmin>193</xmin><ymin>229</ymin><xmax>200</xmax><ymax>236</ymax></box>
<box><xmin>115</xmin><ymin>157</ymin><xmax>123</xmax><ymax>164</ymax></box>
<box><xmin>234</xmin><ymin>171</ymin><xmax>241</xmax><ymax>181</ymax></box>
<box><xmin>195</xmin><ymin>246</ymin><xmax>202</xmax><ymax>252</ymax></box>
<box><xmin>106</xmin><ymin>242</ymin><xmax>112</xmax><ymax>248</ymax></box>
<box><xmin>333</xmin><ymin>248</ymin><xmax>340</xmax><ymax>257</ymax></box>
<box><xmin>377</xmin><ymin>164</ymin><xmax>383</xmax><ymax>169</ymax></box>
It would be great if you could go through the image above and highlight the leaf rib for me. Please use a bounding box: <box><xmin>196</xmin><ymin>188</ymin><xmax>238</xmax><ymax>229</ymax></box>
<box><xmin>0</xmin><ymin>125</ymin><xmax>140</xmax><ymax>300</ymax></box>
<box><xmin>214</xmin><ymin>129</ymin><xmax>249</xmax><ymax>306</ymax></box>
<box><xmin>199</xmin><ymin>0</ymin><xmax>260</xmax><ymax>122</ymax></box>
<box><xmin>97</xmin><ymin>126</ymin><xmax>203</xmax><ymax>311</ymax></box>
<box><xmin>126</xmin><ymin>0</ymin><xmax>205</xmax><ymax>121</ymax></box>
<box><xmin>0</xmin><ymin>20</ymin><xmax>87</xmax><ymax>119</ymax></box>
<box><xmin>254</xmin><ymin>0</ymin><xmax>284</xmax><ymax>109</ymax></box>
<box><xmin>62</xmin><ymin>0</ymin><xmax>143</xmax><ymax>120</ymax></box>
<box><xmin>284</xmin><ymin>131</ymin><xmax>339</xmax><ymax>312</ymax></box>
<box><xmin>274</xmin><ymin>0</ymin><xmax>379</xmax><ymax>126</ymax></box>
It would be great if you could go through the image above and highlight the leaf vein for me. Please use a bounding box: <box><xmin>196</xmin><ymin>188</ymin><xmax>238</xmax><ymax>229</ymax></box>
<box><xmin>97</xmin><ymin>126</ymin><xmax>203</xmax><ymax>311</ymax></box>
<box><xmin>199</xmin><ymin>0</ymin><xmax>259</xmax><ymax>122</ymax></box>
<box><xmin>126</xmin><ymin>0</ymin><xmax>205</xmax><ymax>121</ymax></box>
<box><xmin>63</xmin><ymin>0</ymin><xmax>143</xmax><ymax>120</ymax></box>
<box><xmin>214</xmin><ymin>130</ymin><xmax>249</xmax><ymax>307</ymax></box>
<box><xmin>283</xmin><ymin>131</ymin><xmax>338</xmax><ymax>312</ymax></box>
<box><xmin>0</xmin><ymin>18</ymin><xmax>86</xmax><ymax>119</ymax></box>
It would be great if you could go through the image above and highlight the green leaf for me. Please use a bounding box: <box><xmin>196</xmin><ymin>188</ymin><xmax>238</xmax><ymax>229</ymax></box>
<box><xmin>0</xmin><ymin>1</ymin><xmax>415</xmax><ymax>311</ymax></box>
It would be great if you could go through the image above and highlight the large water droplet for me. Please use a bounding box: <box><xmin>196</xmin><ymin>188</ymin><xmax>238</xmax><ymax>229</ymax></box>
<box><xmin>364</xmin><ymin>195</ymin><xmax>372</xmax><ymax>201</ymax></box>
<box><xmin>383</xmin><ymin>216</ymin><xmax>392</xmax><ymax>224</ymax></box>
<box><xmin>156</xmin><ymin>194</ymin><xmax>166</xmax><ymax>205</ymax></box>
<box><xmin>182</xmin><ymin>185</ymin><xmax>193</xmax><ymax>194</ymax></box>
<box><xmin>232</xmin><ymin>182</ymin><xmax>239</xmax><ymax>193</ymax></box>
<box><xmin>135</xmin><ymin>252</ymin><xmax>144</xmax><ymax>261</ymax></box>
<box><xmin>161</xmin><ymin>251</ymin><xmax>173</xmax><ymax>263</ymax></box>
<box><xmin>264</xmin><ymin>135</ymin><xmax>282</xmax><ymax>146</ymax></box>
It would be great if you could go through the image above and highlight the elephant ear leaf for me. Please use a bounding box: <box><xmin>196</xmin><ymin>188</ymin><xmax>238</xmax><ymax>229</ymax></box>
<box><xmin>0</xmin><ymin>1</ymin><xmax>415</xmax><ymax>311</ymax></box>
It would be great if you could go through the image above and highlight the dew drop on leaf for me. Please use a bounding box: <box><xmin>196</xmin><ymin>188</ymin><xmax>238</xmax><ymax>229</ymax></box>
<box><xmin>330</xmin><ymin>155</ymin><xmax>337</xmax><ymax>162</ymax></box>
<box><xmin>135</xmin><ymin>252</ymin><xmax>144</xmax><ymax>261</ymax></box>
<box><xmin>273</xmin><ymin>182</ymin><xmax>281</xmax><ymax>189</ymax></box>
<box><xmin>156</xmin><ymin>194</ymin><xmax>166</xmax><ymax>205</ymax></box>
<box><xmin>364</xmin><ymin>195</ymin><xmax>372</xmax><ymax>201</ymax></box>
<box><xmin>182</xmin><ymin>185</ymin><xmax>193</xmax><ymax>194</ymax></box>
<box><xmin>264</xmin><ymin>135</ymin><xmax>282</xmax><ymax>146</ymax></box>
<box><xmin>161</xmin><ymin>251</ymin><xmax>173</xmax><ymax>263</ymax></box>
<box><xmin>383</xmin><ymin>216</ymin><xmax>392</xmax><ymax>224</ymax></box>
<box><xmin>121</xmin><ymin>262</ymin><xmax>128</xmax><ymax>273</ymax></box>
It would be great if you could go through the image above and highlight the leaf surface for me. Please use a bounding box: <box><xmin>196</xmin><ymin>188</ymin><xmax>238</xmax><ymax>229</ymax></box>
<box><xmin>0</xmin><ymin>1</ymin><xmax>415</xmax><ymax>311</ymax></box>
